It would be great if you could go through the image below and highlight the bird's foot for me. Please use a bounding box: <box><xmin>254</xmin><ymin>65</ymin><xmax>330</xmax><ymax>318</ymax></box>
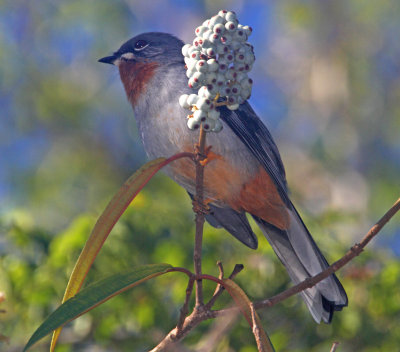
<box><xmin>192</xmin><ymin>197</ymin><xmax>211</xmax><ymax>215</ymax></box>
<box><xmin>194</xmin><ymin>144</ymin><xmax>212</xmax><ymax>160</ymax></box>
<box><xmin>195</xmin><ymin>145</ymin><xmax>220</xmax><ymax>167</ymax></box>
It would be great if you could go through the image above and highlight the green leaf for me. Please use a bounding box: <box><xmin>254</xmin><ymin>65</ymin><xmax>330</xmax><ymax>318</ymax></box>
<box><xmin>50</xmin><ymin>153</ymin><xmax>192</xmax><ymax>350</ymax></box>
<box><xmin>23</xmin><ymin>263</ymin><xmax>172</xmax><ymax>352</ymax></box>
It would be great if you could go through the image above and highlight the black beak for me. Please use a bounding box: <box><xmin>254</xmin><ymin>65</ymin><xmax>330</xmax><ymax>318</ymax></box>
<box><xmin>98</xmin><ymin>54</ymin><xmax>118</xmax><ymax>65</ymax></box>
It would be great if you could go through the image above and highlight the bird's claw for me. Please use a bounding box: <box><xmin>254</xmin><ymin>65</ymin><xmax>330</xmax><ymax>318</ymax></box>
<box><xmin>195</xmin><ymin>145</ymin><xmax>213</xmax><ymax>166</ymax></box>
<box><xmin>192</xmin><ymin>197</ymin><xmax>211</xmax><ymax>215</ymax></box>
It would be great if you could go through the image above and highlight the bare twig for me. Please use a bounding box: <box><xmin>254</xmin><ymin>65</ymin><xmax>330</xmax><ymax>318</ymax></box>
<box><xmin>203</xmin><ymin>261</ymin><xmax>224</xmax><ymax>310</ymax></box>
<box><xmin>177</xmin><ymin>276</ymin><xmax>195</xmax><ymax>332</ymax></box>
<box><xmin>217</xmin><ymin>261</ymin><xmax>224</xmax><ymax>279</ymax></box>
<box><xmin>205</xmin><ymin>264</ymin><xmax>244</xmax><ymax>310</ymax></box>
<box><xmin>230</xmin><ymin>264</ymin><xmax>245</xmax><ymax>278</ymax></box>
<box><xmin>149</xmin><ymin>309</ymin><xmax>221</xmax><ymax>352</ymax></box>
<box><xmin>251</xmin><ymin>303</ymin><xmax>263</xmax><ymax>352</ymax></box>
<box><xmin>330</xmin><ymin>341</ymin><xmax>340</xmax><ymax>352</ymax></box>
<box><xmin>193</xmin><ymin>126</ymin><xmax>207</xmax><ymax>308</ymax></box>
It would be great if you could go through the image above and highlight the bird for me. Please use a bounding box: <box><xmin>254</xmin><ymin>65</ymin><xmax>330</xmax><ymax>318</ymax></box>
<box><xmin>99</xmin><ymin>32</ymin><xmax>348</xmax><ymax>323</ymax></box>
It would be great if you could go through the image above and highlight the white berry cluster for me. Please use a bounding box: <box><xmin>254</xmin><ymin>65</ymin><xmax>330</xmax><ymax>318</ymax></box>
<box><xmin>179</xmin><ymin>10</ymin><xmax>255</xmax><ymax>132</ymax></box>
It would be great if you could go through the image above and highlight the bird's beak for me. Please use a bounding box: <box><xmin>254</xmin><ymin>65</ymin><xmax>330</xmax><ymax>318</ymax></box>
<box><xmin>98</xmin><ymin>54</ymin><xmax>118</xmax><ymax>65</ymax></box>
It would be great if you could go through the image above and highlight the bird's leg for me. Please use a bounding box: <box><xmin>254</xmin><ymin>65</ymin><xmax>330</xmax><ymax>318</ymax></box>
<box><xmin>199</xmin><ymin>146</ymin><xmax>214</xmax><ymax>167</ymax></box>
<box><xmin>191</xmin><ymin>197</ymin><xmax>211</xmax><ymax>215</ymax></box>
<box><xmin>194</xmin><ymin>140</ymin><xmax>209</xmax><ymax>160</ymax></box>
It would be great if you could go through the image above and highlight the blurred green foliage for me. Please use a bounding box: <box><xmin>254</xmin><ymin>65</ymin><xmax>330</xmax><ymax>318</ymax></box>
<box><xmin>1</xmin><ymin>176</ymin><xmax>399</xmax><ymax>351</ymax></box>
<box><xmin>1</xmin><ymin>0</ymin><xmax>400</xmax><ymax>351</ymax></box>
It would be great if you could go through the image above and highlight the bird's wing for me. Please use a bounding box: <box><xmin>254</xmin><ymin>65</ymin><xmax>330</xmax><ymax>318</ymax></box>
<box><xmin>187</xmin><ymin>192</ymin><xmax>258</xmax><ymax>249</ymax></box>
<box><xmin>219</xmin><ymin>102</ymin><xmax>290</xmax><ymax>206</ymax></box>
<box><xmin>220</xmin><ymin>102</ymin><xmax>348</xmax><ymax>323</ymax></box>
<box><xmin>195</xmin><ymin>101</ymin><xmax>290</xmax><ymax>250</ymax></box>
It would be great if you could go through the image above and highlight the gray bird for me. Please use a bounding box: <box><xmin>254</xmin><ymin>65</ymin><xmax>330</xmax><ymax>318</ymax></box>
<box><xmin>99</xmin><ymin>32</ymin><xmax>348</xmax><ymax>323</ymax></box>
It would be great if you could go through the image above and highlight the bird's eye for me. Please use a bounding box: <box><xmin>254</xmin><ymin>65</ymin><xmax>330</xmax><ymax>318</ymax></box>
<box><xmin>134</xmin><ymin>40</ymin><xmax>149</xmax><ymax>51</ymax></box>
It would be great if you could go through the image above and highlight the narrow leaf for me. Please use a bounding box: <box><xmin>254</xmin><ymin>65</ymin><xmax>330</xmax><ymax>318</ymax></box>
<box><xmin>24</xmin><ymin>264</ymin><xmax>172</xmax><ymax>352</ymax></box>
<box><xmin>50</xmin><ymin>153</ymin><xmax>193</xmax><ymax>351</ymax></box>
<box><xmin>222</xmin><ymin>279</ymin><xmax>275</xmax><ymax>352</ymax></box>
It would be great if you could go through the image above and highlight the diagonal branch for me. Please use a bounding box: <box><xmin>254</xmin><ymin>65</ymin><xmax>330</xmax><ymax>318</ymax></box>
<box><xmin>149</xmin><ymin>309</ymin><xmax>221</xmax><ymax>352</ymax></box>
<box><xmin>177</xmin><ymin>276</ymin><xmax>195</xmax><ymax>332</ymax></box>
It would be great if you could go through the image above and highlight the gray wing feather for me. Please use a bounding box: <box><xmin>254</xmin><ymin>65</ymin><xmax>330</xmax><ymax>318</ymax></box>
<box><xmin>207</xmin><ymin>203</ymin><xmax>258</xmax><ymax>249</ymax></box>
<box><xmin>253</xmin><ymin>208</ymin><xmax>348</xmax><ymax>323</ymax></box>
<box><xmin>219</xmin><ymin>102</ymin><xmax>347</xmax><ymax>323</ymax></box>
<box><xmin>220</xmin><ymin>102</ymin><xmax>290</xmax><ymax>205</ymax></box>
<box><xmin>187</xmin><ymin>192</ymin><xmax>258</xmax><ymax>249</ymax></box>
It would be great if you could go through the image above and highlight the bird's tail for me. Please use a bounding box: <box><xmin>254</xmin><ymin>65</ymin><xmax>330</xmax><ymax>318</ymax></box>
<box><xmin>253</xmin><ymin>204</ymin><xmax>348</xmax><ymax>323</ymax></box>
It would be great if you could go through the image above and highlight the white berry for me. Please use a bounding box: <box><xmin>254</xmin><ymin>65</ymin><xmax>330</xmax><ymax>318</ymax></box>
<box><xmin>202</xmin><ymin>118</ymin><xmax>216</xmax><ymax>131</ymax></box>
<box><xmin>193</xmin><ymin>109</ymin><xmax>208</xmax><ymax>122</ymax></box>
<box><xmin>225</xmin><ymin>11</ymin><xmax>237</xmax><ymax>22</ymax></box>
<box><xmin>195</xmin><ymin>26</ymin><xmax>208</xmax><ymax>36</ymax></box>
<box><xmin>213</xmin><ymin>23</ymin><xmax>225</xmax><ymax>35</ymax></box>
<box><xmin>192</xmin><ymin>71</ymin><xmax>205</xmax><ymax>84</ymax></box>
<box><xmin>179</xmin><ymin>94</ymin><xmax>190</xmax><ymax>109</ymax></box>
<box><xmin>227</xmin><ymin>103</ymin><xmax>239</xmax><ymax>110</ymax></box>
<box><xmin>205</xmin><ymin>72</ymin><xmax>217</xmax><ymax>84</ymax></box>
<box><xmin>208</xmin><ymin>109</ymin><xmax>220</xmax><ymax>120</ymax></box>
<box><xmin>187</xmin><ymin>94</ymin><xmax>199</xmax><ymax>106</ymax></box>
<box><xmin>187</xmin><ymin>117</ymin><xmax>201</xmax><ymax>130</ymax></box>
<box><xmin>196</xmin><ymin>60</ymin><xmax>208</xmax><ymax>72</ymax></box>
<box><xmin>225</xmin><ymin>21</ymin><xmax>236</xmax><ymax>32</ymax></box>
<box><xmin>212</xmin><ymin>119</ymin><xmax>223</xmax><ymax>132</ymax></box>
<box><xmin>182</xmin><ymin>44</ymin><xmax>191</xmax><ymax>57</ymax></box>
<box><xmin>180</xmin><ymin>10</ymin><xmax>255</xmax><ymax>133</ymax></box>
<box><xmin>207</xmin><ymin>59</ymin><xmax>219</xmax><ymax>72</ymax></box>
<box><xmin>196</xmin><ymin>98</ymin><xmax>213</xmax><ymax>111</ymax></box>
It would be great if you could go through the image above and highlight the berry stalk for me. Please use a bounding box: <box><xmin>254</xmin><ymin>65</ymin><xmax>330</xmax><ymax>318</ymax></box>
<box><xmin>193</xmin><ymin>126</ymin><xmax>207</xmax><ymax>308</ymax></box>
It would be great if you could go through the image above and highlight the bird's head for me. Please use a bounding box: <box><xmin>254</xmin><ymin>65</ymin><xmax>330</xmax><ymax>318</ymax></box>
<box><xmin>99</xmin><ymin>32</ymin><xmax>185</xmax><ymax>106</ymax></box>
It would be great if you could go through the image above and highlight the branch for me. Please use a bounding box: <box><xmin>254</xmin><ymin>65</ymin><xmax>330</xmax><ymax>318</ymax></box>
<box><xmin>205</xmin><ymin>264</ymin><xmax>244</xmax><ymax>310</ymax></box>
<box><xmin>177</xmin><ymin>276</ymin><xmax>195</xmax><ymax>332</ymax></box>
<box><xmin>251</xmin><ymin>303</ymin><xmax>265</xmax><ymax>352</ymax></box>
<box><xmin>193</xmin><ymin>127</ymin><xmax>207</xmax><ymax>308</ymax></box>
<box><xmin>330</xmin><ymin>342</ymin><xmax>340</xmax><ymax>352</ymax></box>
<box><xmin>151</xmin><ymin>198</ymin><xmax>400</xmax><ymax>351</ymax></box>
<box><xmin>149</xmin><ymin>308</ymin><xmax>221</xmax><ymax>352</ymax></box>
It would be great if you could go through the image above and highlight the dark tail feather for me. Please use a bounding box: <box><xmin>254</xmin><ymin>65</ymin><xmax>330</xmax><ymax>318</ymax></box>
<box><xmin>253</xmin><ymin>205</ymin><xmax>347</xmax><ymax>323</ymax></box>
<box><xmin>207</xmin><ymin>204</ymin><xmax>258</xmax><ymax>249</ymax></box>
<box><xmin>187</xmin><ymin>193</ymin><xmax>258</xmax><ymax>249</ymax></box>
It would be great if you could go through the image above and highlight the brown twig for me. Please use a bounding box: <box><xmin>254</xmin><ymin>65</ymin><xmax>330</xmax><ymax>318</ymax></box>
<box><xmin>177</xmin><ymin>276</ymin><xmax>195</xmax><ymax>332</ymax></box>
<box><xmin>205</xmin><ymin>264</ymin><xmax>244</xmax><ymax>310</ymax></box>
<box><xmin>149</xmin><ymin>308</ymin><xmax>221</xmax><ymax>352</ymax></box>
<box><xmin>330</xmin><ymin>341</ymin><xmax>340</xmax><ymax>352</ymax></box>
<box><xmin>217</xmin><ymin>261</ymin><xmax>224</xmax><ymax>279</ymax></box>
<box><xmin>151</xmin><ymin>197</ymin><xmax>400</xmax><ymax>351</ymax></box>
<box><xmin>251</xmin><ymin>303</ymin><xmax>265</xmax><ymax>352</ymax></box>
<box><xmin>193</xmin><ymin>126</ymin><xmax>207</xmax><ymax>308</ymax></box>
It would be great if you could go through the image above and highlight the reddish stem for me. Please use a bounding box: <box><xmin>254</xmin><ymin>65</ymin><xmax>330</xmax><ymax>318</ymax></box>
<box><xmin>193</xmin><ymin>127</ymin><xmax>207</xmax><ymax>308</ymax></box>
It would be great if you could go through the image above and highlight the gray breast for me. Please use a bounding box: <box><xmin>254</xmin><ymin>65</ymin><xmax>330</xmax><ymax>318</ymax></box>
<box><xmin>131</xmin><ymin>64</ymin><xmax>259</xmax><ymax>192</ymax></box>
